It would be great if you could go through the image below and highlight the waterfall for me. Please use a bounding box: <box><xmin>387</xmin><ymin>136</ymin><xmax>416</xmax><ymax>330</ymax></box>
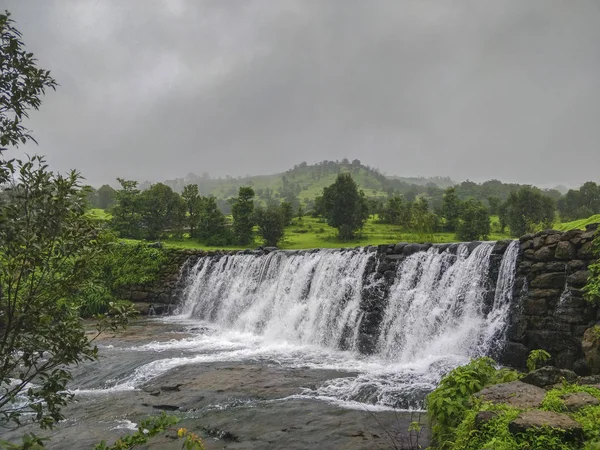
<box><xmin>179</xmin><ymin>250</ymin><xmax>372</xmax><ymax>350</ymax></box>
<box><xmin>178</xmin><ymin>242</ymin><xmax>520</xmax><ymax>365</ymax></box>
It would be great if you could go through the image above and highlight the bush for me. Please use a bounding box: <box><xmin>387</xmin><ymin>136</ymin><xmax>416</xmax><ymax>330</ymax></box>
<box><xmin>427</xmin><ymin>357</ymin><xmax>519</xmax><ymax>449</ymax></box>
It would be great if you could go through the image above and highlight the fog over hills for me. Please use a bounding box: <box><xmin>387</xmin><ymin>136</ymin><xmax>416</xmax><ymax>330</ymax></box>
<box><xmin>4</xmin><ymin>1</ymin><xmax>600</xmax><ymax>187</ymax></box>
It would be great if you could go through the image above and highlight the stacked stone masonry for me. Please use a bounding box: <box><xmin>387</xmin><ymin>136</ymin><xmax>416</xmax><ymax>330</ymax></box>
<box><xmin>503</xmin><ymin>225</ymin><xmax>599</xmax><ymax>374</ymax></box>
<box><xmin>119</xmin><ymin>226</ymin><xmax>599</xmax><ymax>373</ymax></box>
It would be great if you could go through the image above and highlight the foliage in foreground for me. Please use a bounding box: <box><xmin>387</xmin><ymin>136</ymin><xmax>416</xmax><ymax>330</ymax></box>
<box><xmin>584</xmin><ymin>230</ymin><xmax>600</xmax><ymax>304</ymax></box>
<box><xmin>79</xmin><ymin>237</ymin><xmax>168</xmax><ymax>317</ymax></box>
<box><xmin>426</xmin><ymin>357</ymin><xmax>520</xmax><ymax>448</ymax></box>
<box><xmin>0</xmin><ymin>156</ymin><xmax>137</xmax><ymax>429</ymax></box>
<box><xmin>427</xmin><ymin>355</ymin><xmax>600</xmax><ymax>450</ymax></box>
<box><xmin>93</xmin><ymin>413</ymin><xmax>204</xmax><ymax>450</ymax></box>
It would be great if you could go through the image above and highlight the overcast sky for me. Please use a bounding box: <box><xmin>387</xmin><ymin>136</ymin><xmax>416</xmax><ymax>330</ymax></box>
<box><xmin>4</xmin><ymin>0</ymin><xmax>600</xmax><ymax>187</ymax></box>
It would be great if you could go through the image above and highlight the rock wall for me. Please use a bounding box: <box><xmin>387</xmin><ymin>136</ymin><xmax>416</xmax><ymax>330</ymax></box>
<box><xmin>503</xmin><ymin>225</ymin><xmax>599</xmax><ymax>374</ymax></box>
<box><xmin>120</xmin><ymin>228</ymin><xmax>599</xmax><ymax>374</ymax></box>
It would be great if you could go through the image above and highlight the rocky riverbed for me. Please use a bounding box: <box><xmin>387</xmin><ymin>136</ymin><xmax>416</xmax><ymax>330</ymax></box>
<box><xmin>5</xmin><ymin>319</ymin><xmax>431</xmax><ymax>449</ymax></box>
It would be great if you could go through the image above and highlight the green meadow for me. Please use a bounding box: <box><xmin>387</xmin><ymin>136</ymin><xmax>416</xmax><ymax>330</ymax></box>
<box><xmin>87</xmin><ymin>209</ymin><xmax>598</xmax><ymax>250</ymax></box>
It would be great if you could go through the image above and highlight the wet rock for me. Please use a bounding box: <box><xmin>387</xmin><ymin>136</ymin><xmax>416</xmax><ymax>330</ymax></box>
<box><xmin>509</xmin><ymin>411</ymin><xmax>583</xmax><ymax>442</ymax></box>
<box><xmin>533</xmin><ymin>246</ymin><xmax>555</xmax><ymax>261</ymax></box>
<box><xmin>578</xmin><ymin>375</ymin><xmax>600</xmax><ymax>385</ymax></box>
<box><xmin>562</xmin><ymin>392</ymin><xmax>600</xmax><ymax>411</ymax></box>
<box><xmin>500</xmin><ymin>342</ymin><xmax>529</xmax><ymax>369</ymax></box>
<box><xmin>567</xmin><ymin>260</ymin><xmax>588</xmax><ymax>273</ymax></box>
<box><xmin>523</xmin><ymin>297</ymin><xmax>548</xmax><ymax>316</ymax></box>
<box><xmin>582</xmin><ymin>327</ymin><xmax>600</xmax><ymax>375</ymax></box>
<box><xmin>555</xmin><ymin>241</ymin><xmax>576</xmax><ymax>260</ymax></box>
<box><xmin>161</xmin><ymin>383</ymin><xmax>183</xmax><ymax>392</ymax></box>
<box><xmin>377</xmin><ymin>263</ymin><xmax>390</xmax><ymax>274</ymax></box>
<box><xmin>393</xmin><ymin>243</ymin><xmax>407</xmax><ymax>254</ymax></box>
<box><xmin>530</xmin><ymin>272</ymin><xmax>566</xmax><ymax>289</ymax></box>
<box><xmin>567</xmin><ymin>271</ymin><xmax>590</xmax><ymax>288</ymax></box>
<box><xmin>383</xmin><ymin>270</ymin><xmax>396</xmax><ymax>281</ymax></box>
<box><xmin>521</xmin><ymin>367</ymin><xmax>578</xmax><ymax>388</ymax></box>
<box><xmin>475</xmin><ymin>410</ymin><xmax>500</xmax><ymax>428</ymax></box>
<box><xmin>527</xmin><ymin>288</ymin><xmax>561</xmax><ymax>299</ymax></box>
<box><xmin>152</xmin><ymin>404</ymin><xmax>180</xmax><ymax>411</ymax></box>
<box><xmin>578</xmin><ymin>242</ymin><xmax>595</xmax><ymax>259</ymax></box>
<box><xmin>492</xmin><ymin>240</ymin><xmax>513</xmax><ymax>254</ymax></box>
<box><xmin>475</xmin><ymin>381</ymin><xmax>546</xmax><ymax>409</ymax></box>
<box><xmin>467</xmin><ymin>241</ymin><xmax>482</xmax><ymax>254</ymax></box>
<box><xmin>403</xmin><ymin>244</ymin><xmax>426</xmax><ymax>256</ymax></box>
<box><xmin>546</xmin><ymin>234</ymin><xmax>562</xmax><ymax>245</ymax></box>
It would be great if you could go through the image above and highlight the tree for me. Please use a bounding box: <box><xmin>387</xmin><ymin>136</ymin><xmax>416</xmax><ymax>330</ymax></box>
<box><xmin>97</xmin><ymin>184</ymin><xmax>116</xmax><ymax>210</ymax></box>
<box><xmin>197</xmin><ymin>196</ymin><xmax>229</xmax><ymax>246</ymax></box>
<box><xmin>231</xmin><ymin>186</ymin><xmax>255</xmax><ymax>246</ymax></box>
<box><xmin>0</xmin><ymin>157</ymin><xmax>133</xmax><ymax>430</ymax></box>
<box><xmin>410</xmin><ymin>197</ymin><xmax>437</xmax><ymax>234</ymax></box>
<box><xmin>0</xmin><ymin>13</ymin><xmax>133</xmax><ymax>432</ymax></box>
<box><xmin>457</xmin><ymin>199</ymin><xmax>491</xmax><ymax>241</ymax></box>
<box><xmin>381</xmin><ymin>194</ymin><xmax>403</xmax><ymax>225</ymax></box>
<box><xmin>110</xmin><ymin>178</ymin><xmax>142</xmax><ymax>239</ymax></box>
<box><xmin>321</xmin><ymin>173</ymin><xmax>369</xmax><ymax>240</ymax></box>
<box><xmin>0</xmin><ymin>12</ymin><xmax>57</xmax><ymax>153</ymax></box>
<box><xmin>181</xmin><ymin>184</ymin><xmax>202</xmax><ymax>238</ymax></box>
<box><xmin>503</xmin><ymin>186</ymin><xmax>556</xmax><ymax>237</ymax></box>
<box><xmin>138</xmin><ymin>183</ymin><xmax>185</xmax><ymax>240</ymax></box>
<box><xmin>442</xmin><ymin>187</ymin><xmax>461</xmax><ymax>232</ymax></box>
<box><xmin>487</xmin><ymin>196</ymin><xmax>501</xmax><ymax>216</ymax></box>
<box><xmin>255</xmin><ymin>204</ymin><xmax>285</xmax><ymax>247</ymax></box>
<box><xmin>280</xmin><ymin>201</ymin><xmax>293</xmax><ymax>226</ymax></box>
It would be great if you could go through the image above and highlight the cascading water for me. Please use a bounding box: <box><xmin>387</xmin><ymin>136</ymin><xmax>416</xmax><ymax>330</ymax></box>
<box><xmin>178</xmin><ymin>250</ymin><xmax>371</xmax><ymax>350</ymax></box>
<box><xmin>73</xmin><ymin>243</ymin><xmax>518</xmax><ymax>411</ymax></box>
<box><xmin>167</xmin><ymin>242</ymin><xmax>520</xmax><ymax>409</ymax></box>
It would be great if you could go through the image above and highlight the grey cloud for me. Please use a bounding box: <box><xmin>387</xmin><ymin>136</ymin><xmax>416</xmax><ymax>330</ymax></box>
<box><xmin>4</xmin><ymin>0</ymin><xmax>600</xmax><ymax>187</ymax></box>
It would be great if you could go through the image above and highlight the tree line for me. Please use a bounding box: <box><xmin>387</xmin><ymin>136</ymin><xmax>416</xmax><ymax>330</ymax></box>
<box><xmin>98</xmin><ymin>170</ymin><xmax>576</xmax><ymax>246</ymax></box>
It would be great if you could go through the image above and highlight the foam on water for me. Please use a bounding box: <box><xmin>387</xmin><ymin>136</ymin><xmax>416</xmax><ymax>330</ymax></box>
<box><xmin>75</xmin><ymin>243</ymin><xmax>520</xmax><ymax>410</ymax></box>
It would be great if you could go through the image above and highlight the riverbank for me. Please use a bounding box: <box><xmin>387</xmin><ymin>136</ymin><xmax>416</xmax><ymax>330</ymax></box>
<box><xmin>5</xmin><ymin>319</ymin><xmax>430</xmax><ymax>449</ymax></box>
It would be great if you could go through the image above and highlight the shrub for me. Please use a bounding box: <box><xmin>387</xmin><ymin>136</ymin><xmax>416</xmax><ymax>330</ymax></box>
<box><xmin>427</xmin><ymin>357</ymin><xmax>519</xmax><ymax>449</ymax></box>
<box><xmin>527</xmin><ymin>349</ymin><xmax>551</xmax><ymax>372</ymax></box>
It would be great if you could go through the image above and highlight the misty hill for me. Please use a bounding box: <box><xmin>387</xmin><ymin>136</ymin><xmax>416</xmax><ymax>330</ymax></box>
<box><xmin>154</xmin><ymin>160</ymin><xmax>456</xmax><ymax>207</ymax></box>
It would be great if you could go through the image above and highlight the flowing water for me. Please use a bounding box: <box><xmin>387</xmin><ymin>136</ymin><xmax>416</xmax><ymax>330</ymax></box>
<box><xmin>5</xmin><ymin>242</ymin><xmax>519</xmax><ymax>448</ymax></box>
<box><xmin>70</xmin><ymin>242</ymin><xmax>519</xmax><ymax>410</ymax></box>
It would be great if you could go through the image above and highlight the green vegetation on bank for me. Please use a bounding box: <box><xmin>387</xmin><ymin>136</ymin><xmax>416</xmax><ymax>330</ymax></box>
<box><xmin>427</xmin><ymin>356</ymin><xmax>600</xmax><ymax>450</ymax></box>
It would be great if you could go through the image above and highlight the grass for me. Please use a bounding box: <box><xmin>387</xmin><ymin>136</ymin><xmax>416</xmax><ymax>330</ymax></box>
<box><xmin>155</xmin><ymin>216</ymin><xmax>513</xmax><ymax>250</ymax></box>
<box><xmin>87</xmin><ymin>208</ymin><xmax>112</xmax><ymax>220</ymax></box>
<box><xmin>554</xmin><ymin>214</ymin><xmax>600</xmax><ymax>232</ymax></box>
<box><xmin>88</xmin><ymin>207</ymin><xmax>600</xmax><ymax>251</ymax></box>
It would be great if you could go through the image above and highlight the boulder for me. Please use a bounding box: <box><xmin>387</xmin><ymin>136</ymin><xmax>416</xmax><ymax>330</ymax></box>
<box><xmin>533</xmin><ymin>246</ymin><xmax>555</xmax><ymax>261</ymax></box>
<box><xmin>492</xmin><ymin>240</ymin><xmax>513</xmax><ymax>255</ymax></box>
<box><xmin>403</xmin><ymin>244</ymin><xmax>426</xmax><ymax>256</ymax></box>
<box><xmin>521</xmin><ymin>367</ymin><xmax>578</xmax><ymax>388</ymax></box>
<box><xmin>530</xmin><ymin>272</ymin><xmax>566</xmax><ymax>289</ymax></box>
<box><xmin>577</xmin><ymin>375</ymin><xmax>600</xmax><ymax>385</ymax></box>
<box><xmin>567</xmin><ymin>271</ymin><xmax>590</xmax><ymax>288</ymax></box>
<box><xmin>582</xmin><ymin>327</ymin><xmax>600</xmax><ymax>375</ymax></box>
<box><xmin>475</xmin><ymin>381</ymin><xmax>546</xmax><ymax>409</ymax></box>
<box><xmin>509</xmin><ymin>411</ymin><xmax>583</xmax><ymax>442</ymax></box>
<box><xmin>475</xmin><ymin>410</ymin><xmax>500</xmax><ymax>428</ymax></box>
<box><xmin>555</xmin><ymin>241</ymin><xmax>576</xmax><ymax>260</ymax></box>
<box><xmin>546</xmin><ymin>233</ymin><xmax>562</xmax><ymax>245</ymax></box>
<box><xmin>561</xmin><ymin>392</ymin><xmax>600</xmax><ymax>411</ymax></box>
<box><xmin>393</xmin><ymin>243</ymin><xmax>407</xmax><ymax>254</ymax></box>
<box><xmin>578</xmin><ymin>242</ymin><xmax>595</xmax><ymax>260</ymax></box>
<box><xmin>523</xmin><ymin>297</ymin><xmax>548</xmax><ymax>316</ymax></box>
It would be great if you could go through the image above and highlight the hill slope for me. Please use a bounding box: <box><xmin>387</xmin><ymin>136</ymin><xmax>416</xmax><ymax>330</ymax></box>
<box><xmin>157</xmin><ymin>160</ymin><xmax>453</xmax><ymax>206</ymax></box>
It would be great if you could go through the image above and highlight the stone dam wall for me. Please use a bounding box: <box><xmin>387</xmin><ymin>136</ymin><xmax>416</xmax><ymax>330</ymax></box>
<box><xmin>119</xmin><ymin>226</ymin><xmax>599</xmax><ymax>373</ymax></box>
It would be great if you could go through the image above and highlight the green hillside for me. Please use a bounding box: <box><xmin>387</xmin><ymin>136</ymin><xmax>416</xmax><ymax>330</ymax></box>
<box><xmin>159</xmin><ymin>160</ymin><xmax>453</xmax><ymax>207</ymax></box>
<box><xmin>554</xmin><ymin>214</ymin><xmax>600</xmax><ymax>231</ymax></box>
